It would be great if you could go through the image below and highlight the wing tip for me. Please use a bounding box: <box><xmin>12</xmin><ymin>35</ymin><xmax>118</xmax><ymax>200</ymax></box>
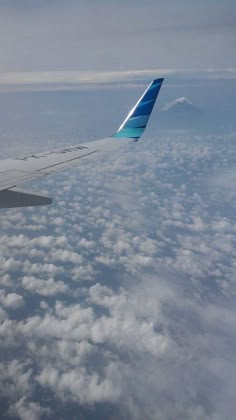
<box><xmin>153</xmin><ymin>77</ymin><xmax>164</xmax><ymax>84</ymax></box>
<box><xmin>114</xmin><ymin>77</ymin><xmax>164</xmax><ymax>140</ymax></box>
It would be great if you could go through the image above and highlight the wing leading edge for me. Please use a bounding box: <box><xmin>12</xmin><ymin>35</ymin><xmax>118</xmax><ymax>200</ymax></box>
<box><xmin>0</xmin><ymin>78</ymin><xmax>164</xmax><ymax>208</ymax></box>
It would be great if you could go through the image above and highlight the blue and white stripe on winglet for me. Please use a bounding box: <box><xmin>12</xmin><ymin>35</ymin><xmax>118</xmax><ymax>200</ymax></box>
<box><xmin>113</xmin><ymin>78</ymin><xmax>164</xmax><ymax>141</ymax></box>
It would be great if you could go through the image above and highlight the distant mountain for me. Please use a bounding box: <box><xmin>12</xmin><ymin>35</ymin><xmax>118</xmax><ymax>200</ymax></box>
<box><xmin>157</xmin><ymin>97</ymin><xmax>204</xmax><ymax>130</ymax></box>
<box><xmin>162</xmin><ymin>97</ymin><xmax>201</xmax><ymax>112</ymax></box>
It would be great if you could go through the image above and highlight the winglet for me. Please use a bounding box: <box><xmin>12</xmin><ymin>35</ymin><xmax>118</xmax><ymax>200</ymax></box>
<box><xmin>113</xmin><ymin>78</ymin><xmax>164</xmax><ymax>141</ymax></box>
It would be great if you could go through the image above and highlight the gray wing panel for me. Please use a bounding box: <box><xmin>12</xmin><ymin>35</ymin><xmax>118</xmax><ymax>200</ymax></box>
<box><xmin>0</xmin><ymin>144</ymin><xmax>101</xmax><ymax>191</ymax></box>
<box><xmin>0</xmin><ymin>137</ymin><xmax>123</xmax><ymax>192</ymax></box>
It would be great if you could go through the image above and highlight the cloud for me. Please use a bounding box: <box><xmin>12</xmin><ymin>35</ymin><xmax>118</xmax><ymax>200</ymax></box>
<box><xmin>22</xmin><ymin>276</ymin><xmax>68</xmax><ymax>296</ymax></box>
<box><xmin>0</xmin><ymin>360</ymin><xmax>48</xmax><ymax>420</ymax></box>
<box><xmin>0</xmin><ymin>291</ymin><xmax>25</xmax><ymax>309</ymax></box>
<box><xmin>208</xmin><ymin>166</ymin><xmax>236</xmax><ymax>204</ymax></box>
<box><xmin>9</xmin><ymin>397</ymin><xmax>49</xmax><ymax>420</ymax></box>
<box><xmin>36</xmin><ymin>365</ymin><xmax>121</xmax><ymax>404</ymax></box>
<box><xmin>0</xmin><ymin>68</ymin><xmax>235</xmax><ymax>93</ymax></box>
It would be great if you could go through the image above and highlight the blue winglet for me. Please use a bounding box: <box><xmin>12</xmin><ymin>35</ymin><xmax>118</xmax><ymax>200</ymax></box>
<box><xmin>114</xmin><ymin>78</ymin><xmax>164</xmax><ymax>141</ymax></box>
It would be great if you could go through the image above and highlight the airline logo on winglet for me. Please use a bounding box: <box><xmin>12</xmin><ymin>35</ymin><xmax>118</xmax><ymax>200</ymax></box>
<box><xmin>114</xmin><ymin>78</ymin><xmax>164</xmax><ymax>140</ymax></box>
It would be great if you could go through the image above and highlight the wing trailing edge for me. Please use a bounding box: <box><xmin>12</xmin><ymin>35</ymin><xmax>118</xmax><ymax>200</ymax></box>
<box><xmin>0</xmin><ymin>188</ymin><xmax>52</xmax><ymax>208</ymax></box>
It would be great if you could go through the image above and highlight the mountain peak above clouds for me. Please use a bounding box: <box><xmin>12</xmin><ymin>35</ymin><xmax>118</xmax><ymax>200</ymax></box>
<box><xmin>156</xmin><ymin>96</ymin><xmax>205</xmax><ymax>131</ymax></box>
<box><xmin>161</xmin><ymin>97</ymin><xmax>200</xmax><ymax>113</ymax></box>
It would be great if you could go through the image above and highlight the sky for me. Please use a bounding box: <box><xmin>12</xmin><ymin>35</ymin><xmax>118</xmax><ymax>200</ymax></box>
<box><xmin>0</xmin><ymin>0</ymin><xmax>235</xmax><ymax>75</ymax></box>
<box><xmin>0</xmin><ymin>1</ymin><xmax>236</xmax><ymax>420</ymax></box>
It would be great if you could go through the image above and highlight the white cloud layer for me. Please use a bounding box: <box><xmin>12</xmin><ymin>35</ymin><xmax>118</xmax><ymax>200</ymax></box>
<box><xmin>1</xmin><ymin>123</ymin><xmax>236</xmax><ymax>419</ymax></box>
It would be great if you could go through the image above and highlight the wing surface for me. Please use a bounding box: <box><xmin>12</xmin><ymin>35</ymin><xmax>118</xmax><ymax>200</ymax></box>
<box><xmin>0</xmin><ymin>78</ymin><xmax>164</xmax><ymax>207</ymax></box>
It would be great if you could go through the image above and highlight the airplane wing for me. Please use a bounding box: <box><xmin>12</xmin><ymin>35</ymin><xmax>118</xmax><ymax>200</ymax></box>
<box><xmin>0</xmin><ymin>78</ymin><xmax>164</xmax><ymax>208</ymax></box>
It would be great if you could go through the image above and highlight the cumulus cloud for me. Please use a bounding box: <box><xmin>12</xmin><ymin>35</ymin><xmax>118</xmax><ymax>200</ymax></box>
<box><xmin>22</xmin><ymin>276</ymin><xmax>68</xmax><ymax>296</ymax></box>
<box><xmin>0</xmin><ymin>290</ymin><xmax>25</xmax><ymax>309</ymax></box>
<box><xmin>0</xmin><ymin>360</ymin><xmax>48</xmax><ymax>420</ymax></box>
